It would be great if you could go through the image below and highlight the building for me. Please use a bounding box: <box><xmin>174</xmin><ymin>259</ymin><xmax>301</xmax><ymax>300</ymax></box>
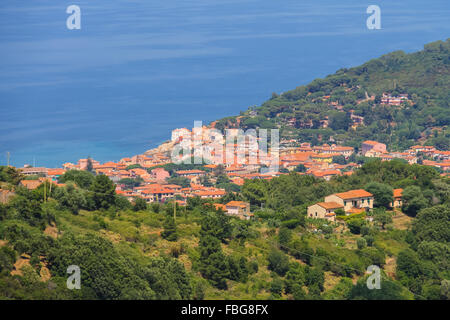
<box><xmin>324</xmin><ymin>189</ymin><xmax>374</xmax><ymax>212</ymax></box>
<box><xmin>307</xmin><ymin>202</ymin><xmax>343</xmax><ymax>222</ymax></box>
<box><xmin>78</xmin><ymin>158</ymin><xmax>100</xmax><ymax>170</ymax></box>
<box><xmin>361</xmin><ymin>140</ymin><xmax>387</xmax><ymax>157</ymax></box>
<box><xmin>19</xmin><ymin>180</ymin><xmax>42</xmax><ymax>190</ymax></box>
<box><xmin>175</xmin><ymin>169</ymin><xmax>206</xmax><ymax>178</ymax></box>
<box><xmin>150</xmin><ymin>167</ymin><xmax>170</xmax><ymax>182</ymax></box>
<box><xmin>225</xmin><ymin>201</ymin><xmax>252</xmax><ymax>220</ymax></box>
<box><xmin>171</xmin><ymin>128</ymin><xmax>191</xmax><ymax>142</ymax></box>
<box><xmin>391</xmin><ymin>188</ymin><xmax>403</xmax><ymax>208</ymax></box>
<box><xmin>20</xmin><ymin>167</ymin><xmax>48</xmax><ymax>176</ymax></box>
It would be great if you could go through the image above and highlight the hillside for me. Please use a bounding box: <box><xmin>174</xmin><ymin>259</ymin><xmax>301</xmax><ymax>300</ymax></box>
<box><xmin>0</xmin><ymin>39</ymin><xmax>449</xmax><ymax>301</ymax></box>
<box><xmin>213</xmin><ymin>39</ymin><xmax>450</xmax><ymax>151</ymax></box>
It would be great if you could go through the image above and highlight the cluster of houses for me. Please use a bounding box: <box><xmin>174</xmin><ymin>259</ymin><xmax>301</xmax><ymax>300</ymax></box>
<box><xmin>7</xmin><ymin>118</ymin><xmax>448</xmax><ymax>224</ymax></box>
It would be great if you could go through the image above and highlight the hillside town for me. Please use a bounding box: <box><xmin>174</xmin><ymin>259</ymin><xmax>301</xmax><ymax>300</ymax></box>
<box><xmin>5</xmin><ymin>121</ymin><xmax>448</xmax><ymax>222</ymax></box>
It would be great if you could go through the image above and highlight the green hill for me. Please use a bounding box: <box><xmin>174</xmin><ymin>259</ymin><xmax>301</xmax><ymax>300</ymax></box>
<box><xmin>214</xmin><ymin>39</ymin><xmax>450</xmax><ymax>151</ymax></box>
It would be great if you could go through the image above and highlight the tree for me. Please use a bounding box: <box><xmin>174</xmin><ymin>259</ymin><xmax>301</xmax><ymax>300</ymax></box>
<box><xmin>356</xmin><ymin>238</ymin><xmax>367</xmax><ymax>250</ymax></box>
<box><xmin>294</xmin><ymin>164</ymin><xmax>307</xmax><ymax>172</ymax></box>
<box><xmin>200</xmin><ymin>212</ymin><xmax>232</xmax><ymax>243</ymax></box>
<box><xmin>332</xmin><ymin>155</ymin><xmax>347</xmax><ymax>165</ymax></box>
<box><xmin>329</xmin><ymin>111</ymin><xmax>351</xmax><ymax>131</ymax></box>
<box><xmin>90</xmin><ymin>175</ymin><xmax>116</xmax><ymax>210</ymax></box>
<box><xmin>86</xmin><ymin>157</ymin><xmax>95</xmax><ymax>174</ymax></box>
<box><xmin>267</xmin><ymin>249</ymin><xmax>289</xmax><ymax>276</ymax></box>
<box><xmin>365</xmin><ymin>182</ymin><xmax>393</xmax><ymax>208</ymax></box>
<box><xmin>59</xmin><ymin>170</ymin><xmax>95</xmax><ymax>189</ymax></box>
<box><xmin>119</xmin><ymin>177</ymin><xmax>143</xmax><ymax>189</ymax></box>
<box><xmin>133</xmin><ymin>197</ymin><xmax>148</xmax><ymax>212</ymax></box>
<box><xmin>412</xmin><ymin>204</ymin><xmax>449</xmax><ymax>243</ymax></box>
<box><xmin>242</xmin><ymin>180</ymin><xmax>266</xmax><ymax>207</ymax></box>
<box><xmin>270</xmin><ymin>277</ymin><xmax>284</xmax><ymax>296</ymax></box>
<box><xmin>0</xmin><ymin>166</ymin><xmax>23</xmax><ymax>185</ymax></box>
<box><xmin>278</xmin><ymin>227</ymin><xmax>292</xmax><ymax>248</ymax></box>
<box><xmin>161</xmin><ymin>216</ymin><xmax>178</xmax><ymax>241</ymax></box>
<box><xmin>402</xmin><ymin>186</ymin><xmax>429</xmax><ymax>217</ymax></box>
<box><xmin>198</xmin><ymin>235</ymin><xmax>229</xmax><ymax>290</ymax></box>
<box><xmin>347</xmin><ymin>218</ymin><xmax>365</xmax><ymax>234</ymax></box>
<box><xmin>54</xmin><ymin>183</ymin><xmax>87</xmax><ymax>214</ymax></box>
<box><xmin>372</xmin><ymin>208</ymin><xmax>393</xmax><ymax>229</ymax></box>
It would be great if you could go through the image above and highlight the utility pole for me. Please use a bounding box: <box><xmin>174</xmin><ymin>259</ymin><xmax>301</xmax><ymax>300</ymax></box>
<box><xmin>44</xmin><ymin>180</ymin><xmax>46</xmax><ymax>203</ymax></box>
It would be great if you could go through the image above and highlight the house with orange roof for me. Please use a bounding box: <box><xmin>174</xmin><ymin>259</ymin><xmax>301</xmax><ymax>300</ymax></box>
<box><xmin>140</xmin><ymin>185</ymin><xmax>175</xmax><ymax>203</ymax></box>
<box><xmin>225</xmin><ymin>201</ymin><xmax>252</xmax><ymax>220</ymax></box>
<box><xmin>19</xmin><ymin>180</ymin><xmax>42</xmax><ymax>190</ymax></box>
<box><xmin>193</xmin><ymin>189</ymin><xmax>226</xmax><ymax>199</ymax></box>
<box><xmin>362</xmin><ymin>140</ymin><xmax>387</xmax><ymax>157</ymax></box>
<box><xmin>307</xmin><ymin>202</ymin><xmax>343</xmax><ymax>222</ymax></box>
<box><xmin>47</xmin><ymin>168</ymin><xmax>66</xmax><ymax>181</ymax></box>
<box><xmin>391</xmin><ymin>188</ymin><xmax>403</xmax><ymax>208</ymax></box>
<box><xmin>325</xmin><ymin>189</ymin><xmax>374</xmax><ymax>212</ymax></box>
<box><xmin>310</xmin><ymin>169</ymin><xmax>341</xmax><ymax>181</ymax></box>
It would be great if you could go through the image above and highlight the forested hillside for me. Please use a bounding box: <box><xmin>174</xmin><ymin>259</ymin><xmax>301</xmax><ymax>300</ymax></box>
<box><xmin>0</xmin><ymin>160</ymin><xmax>448</xmax><ymax>300</ymax></box>
<box><xmin>214</xmin><ymin>39</ymin><xmax>450</xmax><ymax>151</ymax></box>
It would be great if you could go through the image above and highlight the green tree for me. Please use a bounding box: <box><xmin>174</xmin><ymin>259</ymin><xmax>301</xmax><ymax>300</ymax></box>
<box><xmin>90</xmin><ymin>175</ymin><xmax>116</xmax><ymax>210</ymax></box>
<box><xmin>133</xmin><ymin>197</ymin><xmax>148</xmax><ymax>212</ymax></box>
<box><xmin>198</xmin><ymin>235</ymin><xmax>229</xmax><ymax>290</ymax></box>
<box><xmin>268</xmin><ymin>249</ymin><xmax>290</xmax><ymax>276</ymax></box>
<box><xmin>402</xmin><ymin>186</ymin><xmax>429</xmax><ymax>217</ymax></box>
<box><xmin>161</xmin><ymin>216</ymin><xmax>178</xmax><ymax>241</ymax></box>
<box><xmin>365</xmin><ymin>182</ymin><xmax>393</xmax><ymax>208</ymax></box>
<box><xmin>54</xmin><ymin>183</ymin><xmax>87</xmax><ymax>214</ymax></box>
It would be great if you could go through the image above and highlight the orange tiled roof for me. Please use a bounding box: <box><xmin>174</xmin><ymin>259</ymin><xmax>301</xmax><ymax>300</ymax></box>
<box><xmin>334</xmin><ymin>189</ymin><xmax>373</xmax><ymax>200</ymax></box>
<box><xmin>47</xmin><ymin>169</ymin><xmax>66</xmax><ymax>176</ymax></box>
<box><xmin>393</xmin><ymin>188</ymin><xmax>403</xmax><ymax>198</ymax></box>
<box><xmin>226</xmin><ymin>201</ymin><xmax>248</xmax><ymax>208</ymax></box>
<box><xmin>20</xmin><ymin>180</ymin><xmax>42</xmax><ymax>190</ymax></box>
<box><xmin>363</xmin><ymin>140</ymin><xmax>381</xmax><ymax>146</ymax></box>
<box><xmin>316</xmin><ymin>202</ymin><xmax>344</xmax><ymax>210</ymax></box>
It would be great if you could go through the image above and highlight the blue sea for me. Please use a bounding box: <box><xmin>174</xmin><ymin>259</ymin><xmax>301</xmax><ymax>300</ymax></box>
<box><xmin>0</xmin><ymin>0</ymin><xmax>449</xmax><ymax>168</ymax></box>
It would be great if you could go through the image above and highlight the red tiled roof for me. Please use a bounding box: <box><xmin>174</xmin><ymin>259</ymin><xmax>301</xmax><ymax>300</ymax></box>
<box><xmin>393</xmin><ymin>188</ymin><xmax>403</xmax><ymax>198</ymax></box>
<box><xmin>334</xmin><ymin>189</ymin><xmax>373</xmax><ymax>200</ymax></box>
<box><xmin>316</xmin><ymin>202</ymin><xmax>344</xmax><ymax>210</ymax></box>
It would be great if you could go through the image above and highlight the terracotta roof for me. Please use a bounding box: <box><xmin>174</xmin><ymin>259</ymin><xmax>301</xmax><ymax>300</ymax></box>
<box><xmin>393</xmin><ymin>188</ymin><xmax>403</xmax><ymax>198</ymax></box>
<box><xmin>316</xmin><ymin>202</ymin><xmax>344</xmax><ymax>210</ymax></box>
<box><xmin>47</xmin><ymin>169</ymin><xmax>66</xmax><ymax>176</ymax></box>
<box><xmin>363</xmin><ymin>140</ymin><xmax>381</xmax><ymax>146</ymax></box>
<box><xmin>176</xmin><ymin>169</ymin><xmax>205</xmax><ymax>175</ymax></box>
<box><xmin>226</xmin><ymin>201</ymin><xmax>248</xmax><ymax>208</ymax></box>
<box><xmin>20</xmin><ymin>180</ymin><xmax>42</xmax><ymax>190</ymax></box>
<box><xmin>334</xmin><ymin>189</ymin><xmax>373</xmax><ymax>200</ymax></box>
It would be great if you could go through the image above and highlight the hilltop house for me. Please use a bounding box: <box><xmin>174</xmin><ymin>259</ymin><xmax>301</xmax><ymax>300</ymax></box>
<box><xmin>324</xmin><ymin>189</ymin><xmax>374</xmax><ymax>212</ymax></box>
<box><xmin>391</xmin><ymin>188</ymin><xmax>403</xmax><ymax>208</ymax></box>
<box><xmin>219</xmin><ymin>201</ymin><xmax>252</xmax><ymax>220</ymax></box>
